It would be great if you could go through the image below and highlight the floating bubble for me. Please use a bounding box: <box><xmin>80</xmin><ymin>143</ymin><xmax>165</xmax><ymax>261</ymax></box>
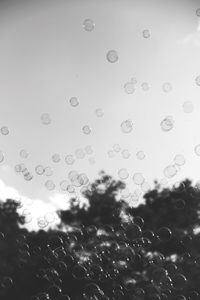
<box><xmin>136</xmin><ymin>150</ymin><xmax>145</xmax><ymax>160</ymax></box>
<box><xmin>82</xmin><ymin>125</ymin><xmax>91</xmax><ymax>135</ymax></box>
<box><xmin>24</xmin><ymin>172</ymin><xmax>33</xmax><ymax>181</ymax></box>
<box><xmin>160</xmin><ymin>116</ymin><xmax>174</xmax><ymax>132</ymax></box>
<box><xmin>44</xmin><ymin>212</ymin><xmax>55</xmax><ymax>223</ymax></box>
<box><xmin>45</xmin><ymin>180</ymin><xmax>55</xmax><ymax>191</ymax></box>
<box><xmin>40</xmin><ymin>113</ymin><xmax>51</xmax><ymax>125</ymax></box>
<box><xmin>133</xmin><ymin>172</ymin><xmax>145</xmax><ymax>185</ymax></box>
<box><xmin>118</xmin><ymin>168</ymin><xmax>129</xmax><ymax>180</ymax></box>
<box><xmin>1</xmin><ymin>126</ymin><xmax>9</xmax><ymax>135</ymax></box>
<box><xmin>195</xmin><ymin>75</ymin><xmax>200</xmax><ymax>86</ymax></box>
<box><xmin>1</xmin><ymin>277</ymin><xmax>13</xmax><ymax>289</ymax></box>
<box><xmin>124</xmin><ymin>80</ymin><xmax>136</xmax><ymax>94</ymax></box>
<box><xmin>37</xmin><ymin>216</ymin><xmax>49</xmax><ymax>229</ymax></box>
<box><xmin>141</xmin><ymin>82</ymin><xmax>150</xmax><ymax>91</ymax></box>
<box><xmin>65</xmin><ymin>155</ymin><xmax>75</xmax><ymax>165</ymax></box>
<box><xmin>142</xmin><ymin>29</ymin><xmax>151</xmax><ymax>38</ymax></box>
<box><xmin>162</xmin><ymin>82</ymin><xmax>172</xmax><ymax>93</ymax></box>
<box><xmin>194</xmin><ymin>144</ymin><xmax>200</xmax><ymax>156</ymax></box>
<box><xmin>0</xmin><ymin>151</ymin><xmax>4</xmax><ymax>163</ymax></box>
<box><xmin>126</xmin><ymin>223</ymin><xmax>142</xmax><ymax>239</ymax></box>
<box><xmin>172</xmin><ymin>274</ymin><xmax>187</xmax><ymax>290</ymax></box>
<box><xmin>174</xmin><ymin>154</ymin><xmax>185</xmax><ymax>166</ymax></box>
<box><xmin>106</xmin><ymin>50</ymin><xmax>118</xmax><ymax>63</ymax></box>
<box><xmin>75</xmin><ymin>148</ymin><xmax>85</xmax><ymax>159</ymax></box>
<box><xmin>60</xmin><ymin>180</ymin><xmax>69</xmax><ymax>191</ymax></box>
<box><xmin>67</xmin><ymin>184</ymin><xmax>75</xmax><ymax>193</ymax></box>
<box><xmin>95</xmin><ymin>108</ymin><xmax>104</xmax><ymax>117</ymax></box>
<box><xmin>69</xmin><ymin>97</ymin><xmax>79</xmax><ymax>107</ymax></box>
<box><xmin>164</xmin><ymin>164</ymin><xmax>177</xmax><ymax>178</ymax></box>
<box><xmin>121</xmin><ymin>119</ymin><xmax>133</xmax><ymax>133</ymax></box>
<box><xmin>19</xmin><ymin>149</ymin><xmax>29</xmax><ymax>159</ymax></box>
<box><xmin>83</xmin><ymin>19</ymin><xmax>95</xmax><ymax>32</ymax></box>
<box><xmin>78</xmin><ymin>173</ymin><xmax>89</xmax><ymax>186</ymax></box>
<box><xmin>182</xmin><ymin>101</ymin><xmax>194</xmax><ymax>113</ymax></box>
<box><xmin>113</xmin><ymin>144</ymin><xmax>121</xmax><ymax>152</ymax></box>
<box><xmin>85</xmin><ymin>145</ymin><xmax>93</xmax><ymax>155</ymax></box>
<box><xmin>121</xmin><ymin>149</ymin><xmax>131</xmax><ymax>159</ymax></box>
<box><xmin>35</xmin><ymin>165</ymin><xmax>45</xmax><ymax>175</ymax></box>
<box><xmin>52</xmin><ymin>153</ymin><xmax>61</xmax><ymax>163</ymax></box>
<box><xmin>44</xmin><ymin>166</ymin><xmax>53</xmax><ymax>176</ymax></box>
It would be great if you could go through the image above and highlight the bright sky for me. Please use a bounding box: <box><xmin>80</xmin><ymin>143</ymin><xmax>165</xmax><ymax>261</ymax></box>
<box><xmin>0</xmin><ymin>0</ymin><xmax>200</xmax><ymax>230</ymax></box>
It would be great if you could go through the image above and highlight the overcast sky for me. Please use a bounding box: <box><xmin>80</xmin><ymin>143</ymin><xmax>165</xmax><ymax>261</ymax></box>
<box><xmin>0</xmin><ymin>0</ymin><xmax>200</xmax><ymax>229</ymax></box>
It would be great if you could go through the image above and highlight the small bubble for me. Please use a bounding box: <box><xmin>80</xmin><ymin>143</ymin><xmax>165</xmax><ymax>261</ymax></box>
<box><xmin>160</xmin><ymin>116</ymin><xmax>174</xmax><ymax>132</ymax></box>
<box><xmin>194</xmin><ymin>144</ymin><xmax>200</xmax><ymax>156</ymax></box>
<box><xmin>142</xmin><ymin>29</ymin><xmax>151</xmax><ymax>38</ymax></box>
<box><xmin>1</xmin><ymin>126</ymin><xmax>9</xmax><ymax>135</ymax></box>
<box><xmin>35</xmin><ymin>165</ymin><xmax>45</xmax><ymax>175</ymax></box>
<box><xmin>75</xmin><ymin>148</ymin><xmax>85</xmax><ymax>159</ymax></box>
<box><xmin>44</xmin><ymin>166</ymin><xmax>53</xmax><ymax>176</ymax></box>
<box><xmin>69</xmin><ymin>97</ymin><xmax>79</xmax><ymax>107</ymax></box>
<box><xmin>118</xmin><ymin>168</ymin><xmax>129</xmax><ymax>180</ymax></box>
<box><xmin>65</xmin><ymin>155</ymin><xmax>75</xmax><ymax>165</ymax></box>
<box><xmin>133</xmin><ymin>172</ymin><xmax>145</xmax><ymax>185</ymax></box>
<box><xmin>136</xmin><ymin>150</ymin><xmax>145</xmax><ymax>160</ymax></box>
<box><xmin>141</xmin><ymin>82</ymin><xmax>150</xmax><ymax>91</ymax></box>
<box><xmin>95</xmin><ymin>108</ymin><xmax>104</xmax><ymax>117</ymax></box>
<box><xmin>141</xmin><ymin>181</ymin><xmax>150</xmax><ymax>192</ymax></box>
<box><xmin>24</xmin><ymin>172</ymin><xmax>33</xmax><ymax>181</ymax></box>
<box><xmin>121</xmin><ymin>119</ymin><xmax>133</xmax><ymax>133</ymax></box>
<box><xmin>52</xmin><ymin>153</ymin><xmax>61</xmax><ymax>163</ymax></box>
<box><xmin>124</xmin><ymin>80</ymin><xmax>136</xmax><ymax>94</ymax></box>
<box><xmin>1</xmin><ymin>277</ymin><xmax>13</xmax><ymax>289</ymax></box>
<box><xmin>37</xmin><ymin>216</ymin><xmax>49</xmax><ymax>228</ymax></box>
<box><xmin>121</xmin><ymin>149</ymin><xmax>131</xmax><ymax>159</ymax></box>
<box><xmin>0</xmin><ymin>151</ymin><xmax>4</xmax><ymax>163</ymax></box>
<box><xmin>60</xmin><ymin>180</ymin><xmax>69</xmax><ymax>191</ymax></box>
<box><xmin>82</xmin><ymin>125</ymin><xmax>91</xmax><ymax>135</ymax></box>
<box><xmin>163</xmin><ymin>164</ymin><xmax>177</xmax><ymax>178</ymax></box>
<box><xmin>40</xmin><ymin>113</ymin><xmax>51</xmax><ymax>125</ymax></box>
<box><xmin>113</xmin><ymin>144</ymin><xmax>121</xmax><ymax>152</ymax></box>
<box><xmin>85</xmin><ymin>145</ymin><xmax>93</xmax><ymax>155</ymax></box>
<box><xmin>174</xmin><ymin>154</ymin><xmax>185</xmax><ymax>166</ymax></box>
<box><xmin>106</xmin><ymin>50</ymin><xmax>118</xmax><ymax>63</ymax></box>
<box><xmin>45</xmin><ymin>180</ymin><xmax>55</xmax><ymax>191</ymax></box>
<box><xmin>195</xmin><ymin>75</ymin><xmax>200</xmax><ymax>86</ymax></box>
<box><xmin>20</xmin><ymin>149</ymin><xmax>29</xmax><ymax>159</ymax></box>
<box><xmin>83</xmin><ymin>19</ymin><xmax>95</xmax><ymax>32</ymax></box>
<box><xmin>182</xmin><ymin>101</ymin><xmax>194</xmax><ymax>113</ymax></box>
<box><xmin>162</xmin><ymin>82</ymin><xmax>172</xmax><ymax>93</ymax></box>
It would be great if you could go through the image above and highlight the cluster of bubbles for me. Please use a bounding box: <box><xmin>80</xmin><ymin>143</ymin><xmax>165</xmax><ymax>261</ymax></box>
<box><xmin>15</xmin><ymin>163</ymin><xmax>33</xmax><ymax>181</ymax></box>
<box><xmin>163</xmin><ymin>154</ymin><xmax>185</xmax><ymax>179</ymax></box>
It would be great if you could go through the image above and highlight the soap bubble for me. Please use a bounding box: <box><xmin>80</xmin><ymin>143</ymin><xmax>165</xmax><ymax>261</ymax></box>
<box><xmin>162</xmin><ymin>82</ymin><xmax>172</xmax><ymax>92</ymax></box>
<box><xmin>121</xmin><ymin>149</ymin><xmax>131</xmax><ymax>159</ymax></box>
<box><xmin>124</xmin><ymin>80</ymin><xmax>136</xmax><ymax>94</ymax></box>
<box><xmin>65</xmin><ymin>155</ymin><xmax>75</xmax><ymax>165</ymax></box>
<box><xmin>174</xmin><ymin>154</ymin><xmax>185</xmax><ymax>166</ymax></box>
<box><xmin>106</xmin><ymin>50</ymin><xmax>118</xmax><ymax>63</ymax></box>
<box><xmin>1</xmin><ymin>126</ymin><xmax>9</xmax><ymax>135</ymax></box>
<box><xmin>113</xmin><ymin>144</ymin><xmax>121</xmax><ymax>152</ymax></box>
<box><xmin>118</xmin><ymin>168</ymin><xmax>129</xmax><ymax>180</ymax></box>
<box><xmin>52</xmin><ymin>153</ymin><xmax>61</xmax><ymax>163</ymax></box>
<box><xmin>133</xmin><ymin>172</ymin><xmax>145</xmax><ymax>185</ymax></box>
<box><xmin>194</xmin><ymin>144</ymin><xmax>200</xmax><ymax>156</ymax></box>
<box><xmin>85</xmin><ymin>145</ymin><xmax>93</xmax><ymax>155</ymax></box>
<box><xmin>160</xmin><ymin>116</ymin><xmax>174</xmax><ymax>131</ymax></box>
<box><xmin>182</xmin><ymin>101</ymin><xmax>194</xmax><ymax>113</ymax></box>
<box><xmin>0</xmin><ymin>151</ymin><xmax>4</xmax><ymax>163</ymax></box>
<box><xmin>40</xmin><ymin>113</ymin><xmax>51</xmax><ymax>125</ymax></box>
<box><xmin>75</xmin><ymin>148</ymin><xmax>85</xmax><ymax>159</ymax></box>
<box><xmin>69</xmin><ymin>97</ymin><xmax>79</xmax><ymax>107</ymax></box>
<box><xmin>121</xmin><ymin>119</ymin><xmax>133</xmax><ymax>133</ymax></box>
<box><xmin>82</xmin><ymin>125</ymin><xmax>91</xmax><ymax>135</ymax></box>
<box><xmin>20</xmin><ymin>149</ymin><xmax>29</xmax><ymax>159</ymax></box>
<box><xmin>35</xmin><ymin>165</ymin><xmax>45</xmax><ymax>175</ymax></box>
<box><xmin>136</xmin><ymin>150</ymin><xmax>145</xmax><ymax>160</ymax></box>
<box><xmin>45</xmin><ymin>180</ymin><xmax>55</xmax><ymax>191</ymax></box>
<box><xmin>195</xmin><ymin>75</ymin><xmax>200</xmax><ymax>86</ymax></box>
<box><xmin>164</xmin><ymin>164</ymin><xmax>177</xmax><ymax>178</ymax></box>
<box><xmin>142</xmin><ymin>29</ymin><xmax>151</xmax><ymax>38</ymax></box>
<box><xmin>44</xmin><ymin>166</ymin><xmax>53</xmax><ymax>176</ymax></box>
<box><xmin>95</xmin><ymin>108</ymin><xmax>104</xmax><ymax>117</ymax></box>
<box><xmin>83</xmin><ymin>19</ymin><xmax>95</xmax><ymax>32</ymax></box>
<box><xmin>141</xmin><ymin>82</ymin><xmax>150</xmax><ymax>91</ymax></box>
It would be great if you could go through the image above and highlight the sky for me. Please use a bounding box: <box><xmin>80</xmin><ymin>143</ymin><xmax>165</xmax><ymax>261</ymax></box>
<box><xmin>0</xmin><ymin>0</ymin><xmax>200</xmax><ymax>229</ymax></box>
